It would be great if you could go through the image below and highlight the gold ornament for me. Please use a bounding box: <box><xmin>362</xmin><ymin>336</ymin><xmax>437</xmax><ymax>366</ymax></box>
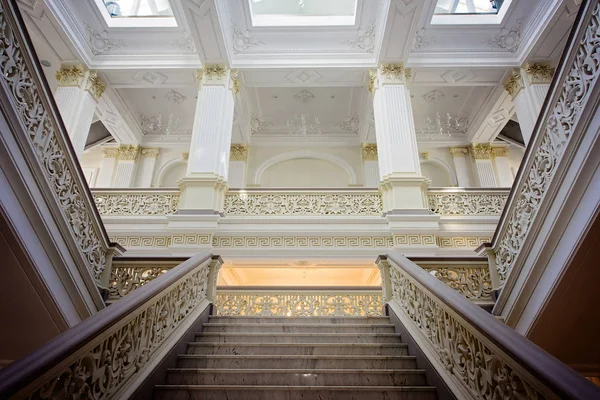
<box><xmin>230</xmin><ymin>144</ymin><xmax>248</xmax><ymax>161</ymax></box>
<box><xmin>362</xmin><ymin>143</ymin><xmax>378</xmax><ymax>161</ymax></box>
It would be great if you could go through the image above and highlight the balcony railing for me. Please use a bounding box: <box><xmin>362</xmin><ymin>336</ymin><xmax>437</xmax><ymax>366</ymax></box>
<box><xmin>93</xmin><ymin>188</ymin><xmax>180</xmax><ymax>216</ymax></box>
<box><xmin>428</xmin><ymin>188</ymin><xmax>509</xmax><ymax>216</ymax></box>
<box><xmin>214</xmin><ymin>287</ymin><xmax>384</xmax><ymax>317</ymax></box>
<box><xmin>490</xmin><ymin>0</ymin><xmax>600</xmax><ymax>285</ymax></box>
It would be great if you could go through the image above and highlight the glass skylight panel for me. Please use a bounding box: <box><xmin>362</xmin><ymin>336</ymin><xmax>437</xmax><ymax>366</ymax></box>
<box><xmin>103</xmin><ymin>0</ymin><xmax>174</xmax><ymax>18</ymax></box>
<box><xmin>434</xmin><ymin>0</ymin><xmax>503</xmax><ymax>14</ymax></box>
<box><xmin>249</xmin><ymin>0</ymin><xmax>358</xmax><ymax>27</ymax></box>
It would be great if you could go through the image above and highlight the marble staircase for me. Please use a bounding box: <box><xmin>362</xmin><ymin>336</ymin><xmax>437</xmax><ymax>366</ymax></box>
<box><xmin>153</xmin><ymin>315</ymin><xmax>437</xmax><ymax>399</ymax></box>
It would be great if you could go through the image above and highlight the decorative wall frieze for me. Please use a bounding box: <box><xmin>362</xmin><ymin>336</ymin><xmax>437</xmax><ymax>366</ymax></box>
<box><xmin>165</xmin><ymin>90</ymin><xmax>187</xmax><ymax>104</ymax></box>
<box><xmin>486</xmin><ymin>20</ymin><xmax>522</xmax><ymax>52</ymax></box>
<box><xmin>523</xmin><ymin>62</ymin><xmax>555</xmax><ymax>84</ymax></box>
<box><xmin>214</xmin><ymin>236</ymin><xmax>394</xmax><ymax>248</ymax></box>
<box><xmin>141</xmin><ymin>148</ymin><xmax>160</xmax><ymax>158</ymax></box>
<box><xmin>335</xmin><ymin>113</ymin><xmax>360</xmax><ymax>134</ymax></box>
<box><xmin>491</xmin><ymin>147</ymin><xmax>509</xmax><ymax>157</ymax></box>
<box><xmin>250</xmin><ymin>113</ymin><xmax>273</xmax><ymax>134</ymax></box>
<box><xmin>294</xmin><ymin>89</ymin><xmax>315</xmax><ymax>103</ymax></box>
<box><xmin>421</xmin><ymin>88</ymin><xmax>445</xmax><ymax>103</ymax></box>
<box><xmin>449</xmin><ymin>147</ymin><xmax>468</xmax><ymax>158</ymax></box>
<box><xmin>470</xmin><ymin>143</ymin><xmax>493</xmax><ymax>160</ymax></box>
<box><xmin>229</xmin><ymin>144</ymin><xmax>248</xmax><ymax>161</ymax></box>
<box><xmin>102</xmin><ymin>147</ymin><xmax>119</xmax><ymax>158</ymax></box>
<box><xmin>216</xmin><ymin>290</ymin><xmax>383</xmax><ymax>317</ymax></box>
<box><xmin>437</xmin><ymin>236</ymin><xmax>490</xmax><ymax>249</ymax></box>
<box><xmin>86</xmin><ymin>25</ymin><xmax>126</xmax><ymax>55</ymax></box>
<box><xmin>495</xmin><ymin>3</ymin><xmax>600</xmax><ymax>283</ymax></box>
<box><xmin>117</xmin><ymin>144</ymin><xmax>140</xmax><ymax>161</ymax></box>
<box><xmin>413</xmin><ymin>28</ymin><xmax>435</xmax><ymax>50</ymax></box>
<box><xmin>343</xmin><ymin>20</ymin><xmax>376</xmax><ymax>53</ymax></box>
<box><xmin>94</xmin><ymin>191</ymin><xmax>179</xmax><ymax>216</ymax></box>
<box><xmin>172</xmin><ymin>30</ymin><xmax>195</xmax><ymax>52</ymax></box>
<box><xmin>0</xmin><ymin>4</ymin><xmax>108</xmax><ymax>281</ymax></box>
<box><xmin>231</xmin><ymin>22</ymin><xmax>264</xmax><ymax>53</ymax></box>
<box><xmin>394</xmin><ymin>235</ymin><xmax>436</xmax><ymax>247</ymax></box>
<box><xmin>55</xmin><ymin>64</ymin><xmax>85</xmax><ymax>86</ymax></box>
<box><xmin>362</xmin><ymin>143</ymin><xmax>378</xmax><ymax>161</ymax></box>
<box><xmin>428</xmin><ymin>192</ymin><xmax>507</xmax><ymax>215</ymax></box>
<box><xmin>110</xmin><ymin>234</ymin><xmax>212</xmax><ymax>248</ymax></box>
<box><xmin>224</xmin><ymin>192</ymin><xmax>383</xmax><ymax>216</ymax></box>
<box><xmin>504</xmin><ymin>70</ymin><xmax>524</xmax><ymax>97</ymax></box>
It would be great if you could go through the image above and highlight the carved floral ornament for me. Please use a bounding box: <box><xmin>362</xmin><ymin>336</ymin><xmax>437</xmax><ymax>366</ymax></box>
<box><xmin>117</xmin><ymin>145</ymin><xmax>140</xmax><ymax>161</ymax></box>
<box><xmin>449</xmin><ymin>147</ymin><xmax>468</xmax><ymax>158</ymax></box>
<box><xmin>141</xmin><ymin>147</ymin><xmax>160</xmax><ymax>158</ymax></box>
<box><xmin>362</xmin><ymin>143</ymin><xmax>378</xmax><ymax>161</ymax></box>
<box><xmin>368</xmin><ymin>64</ymin><xmax>412</xmax><ymax>93</ymax></box>
<box><xmin>230</xmin><ymin>144</ymin><xmax>248</xmax><ymax>161</ymax></box>
<box><xmin>504</xmin><ymin>70</ymin><xmax>524</xmax><ymax>97</ymax></box>
<box><xmin>102</xmin><ymin>147</ymin><xmax>119</xmax><ymax>158</ymax></box>
<box><xmin>524</xmin><ymin>62</ymin><xmax>555</xmax><ymax>84</ymax></box>
<box><xmin>492</xmin><ymin>147</ymin><xmax>509</xmax><ymax>157</ymax></box>
<box><xmin>471</xmin><ymin>143</ymin><xmax>493</xmax><ymax>160</ymax></box>
<box><xmin>56</xmin><ymin>65</ymin><xmax>106</xmax><ymax>99</ymax></box>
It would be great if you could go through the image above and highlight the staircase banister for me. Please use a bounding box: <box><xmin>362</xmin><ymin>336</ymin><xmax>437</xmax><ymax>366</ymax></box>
<box><xmin>0</xmin><ymin>250</ymin><xmax>214</xmax><ymax>398</ymax></box>
<box><xmin>384</xmin><ymin>252</ymin><xmax>600</xmax><ymax>399</ymax></box>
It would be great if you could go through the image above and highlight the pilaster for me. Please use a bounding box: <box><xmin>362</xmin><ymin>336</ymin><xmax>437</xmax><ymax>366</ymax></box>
<box><xmin>228</xmin><ymin>144</ymin><xmax>248</xmax><ymax>188</ymax></box>
<box><xmin>55</xmin><ymin>65</ymin><xmax>106</xmax><ymax>158</ymax></box>
<box><xmin>361</xmin><ymin>143</ymin><xmax>379</xmax><ymax>188</ymax></box>
<box><xmin>492</xmin><ymin>146</ymin><xmax>513</xmax><ymax>187</ymax></box>
<box><xmin>504</xmin><ymin>62</ymin><xmax>554</xmax><ymax>145</ymax></box>
<box><xmin>136</xmin><ymin>148</ymin><xmax>160</xmax><ymax>187</ymax></box>
<box><xmin>449</xmin><ymin>147</ymin><xmax>473</xmax><ymax>187</ymax></box>
<box><xmin>371</xmin><ymin>64</ymin><xmax>429</xmax><ymax>211</ymax></box>
<box><xmin>180</xmin><ymin>65</ymin><xmax>237</xmax><ymax>212</ymax></box>
<box><xmin>96</xmin><ymin>146</ymin><xmax>118</xmax><ymax>187</ymax></box>
<box><xmin>471</xmin><ymin>144</ymin><xmax>497</xmax><ymax>187</ymax></box>
<box><xmin>113</xmin><ymin>145</ymin><xmax>140</xmax><ymax>188</ymax></box>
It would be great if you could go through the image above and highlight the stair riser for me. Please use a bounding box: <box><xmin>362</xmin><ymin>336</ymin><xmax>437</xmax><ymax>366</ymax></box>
<box><xmin>177</xmin><ymin>357</ymin><xmax>417</xmax><ymax>370</ymax></box>
<box><xmin>186</xmin><ymin>345</ymin><xmax>409</xmax><ymax>356</ymax></box>
<box><xmin>203</xmin><ymin>325</ymin><xmax>396</xmax><ymax>334</ymax></box>
<box><xmin>195</xmin><ymin>335</ymin><xmax>401</xmax><ymax>344</ymax></box>
<box><xmin>153</xmin><ymin>388</ymin><xmax>437</xmax><ymax>400</ymax></box>
<box><xmin>209</xmin><ymin>317</ymin><xmax>391</xmax><ymax>325</ymax></box>
<box><xmin>165</xmin><ymin>371</ymin><xmax>427</xmax><ymax>386</ymax></box>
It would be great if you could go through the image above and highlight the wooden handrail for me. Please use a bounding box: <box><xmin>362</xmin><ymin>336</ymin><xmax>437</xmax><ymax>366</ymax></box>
<box><xmin>385</xmin><ymin>252</ymin><xmax>600</xmax><ymax>399</ymax></box>
<box><xmin>0</xmin><ymin>251</ymin><xmax>213</xmax><ymax>397</ymax></box>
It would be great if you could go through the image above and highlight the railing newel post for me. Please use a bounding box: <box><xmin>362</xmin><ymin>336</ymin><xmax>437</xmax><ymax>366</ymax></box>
<box><xmin>206</xmin><ymin>256</ymin><xmax>223</xmax><ymax>303</ymax></box>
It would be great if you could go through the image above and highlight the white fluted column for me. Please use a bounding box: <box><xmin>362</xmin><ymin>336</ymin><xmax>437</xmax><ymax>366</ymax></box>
<box><xmin>113</xmin><ymin>145</ymin><xmax>140</xmax><ymax>188</ymax></box>
<box><xmin>504</xmin><ymin>62</ymin><xmax>554</xmax><ymax>145</ymax></box>
<box><xmin>371</xmin><ymin>64</ymin><xmax>428</xmax><ymax>211</ymax></box>
<box><xmin>54</xmin><ymin>65</ymin><xmax>105</xmax><ymax>158</ymax></box>
<box><xmin>471</xmin><ymin>144</ymin><xmax>497</xmax><ymax>187</ymax></box>
<box><xmin>492</xmin><ymin>147</ymin><xmax>513</xmax><ymax>187</ymax></box>
<box><xmin>179</xmin><ymin>66</ymin><xmax>238</xmax><ymax>212</ymax></box>
<box><xmin>136</xmin><ymin>148</ymin><xmax>159</xmax><ymax>187</ymax></box>
<box><xmin>362</xmin><ymin>143</ymin><xmax>379</xmax><ymax>188</ymax></box>
<box><xmin>96</xmin><ymin>146</ymin><xmax>118</xmax><ymax>187</ymax></box>
<box><xmin>228</xmin><ymin>144</ymin><xmax>247</xmax><ymax>188</ymax></box>
<box><xmin>449</xmin><ymin>147</ymin><xmax>473</xmax><ymax>187</ymax></box>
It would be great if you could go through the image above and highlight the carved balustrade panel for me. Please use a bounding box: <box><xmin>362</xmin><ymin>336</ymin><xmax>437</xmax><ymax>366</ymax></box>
<box><xmin>215</xmin><ymin>290</ymin><xmax>384</xmax><ymax>317</ymax></box>
<box><xmin>108</xmin><ymin>263</ymin><xmax>179</xmax><ymax>301</ymax></box>
<box><xmin>0</xmin><ymin>2</ymin><xmax>108</xmax><ymax>281</ymax></box>
<box><xmin>388</xmin><ymin>262</ymin><xmax>545</xmax><ymax>399</ymax></box>
<box><xmin>93</xmin><ymin>190</ymin><xmax>180</xmax><ymax>216</ymax></box>
<box><xmin>224</xmin><ymin>191</ymin><xmax>383</xmax><ymax>216</ymax></box>
<box><xmin>495</xmin><ymin>3</ymin><xmax>600</xmax><ymax>283</ymax></box>
<box><xmin>420</xmin><ymin>265</ymin><xmax>493</xmax><ymax>301</ymax></box>
<box><xmin>21</xmin><ymin>261</ymin><xmax>210</xmax><ymax>399</ymax></box>
<box><xmin>428</xmin><ymin>190</ymin><xmax>508</xmax><ymax>216</ymax></box>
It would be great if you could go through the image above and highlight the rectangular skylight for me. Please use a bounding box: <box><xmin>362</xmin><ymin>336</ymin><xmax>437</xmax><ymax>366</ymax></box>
<box><xmin>434</xmin><ymin>0</ymin><xmax>503</xmax><ymax>15</ymax></box>
<box><xmin>96</xmin><ymin>0</ymin><xmax>178</xmax><ymax>27</ymax></box>
<box><xmin>431</xmin><ymin>0</ymin><xmax>512</xmax><ymax>25</ymax></box>
<box><xmin>249</xmin><ymin>0</ymin><xmax>358</xmax><ymax>27</ymax></box>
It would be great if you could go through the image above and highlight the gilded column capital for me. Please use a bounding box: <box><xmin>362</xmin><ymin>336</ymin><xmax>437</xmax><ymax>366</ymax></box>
<box><xmin>492</xmin><ymin>146</ymin><xmax>509</xmax><ymax>157</ymax></box>
<box><xmin>504</xmin><ymin>70</ymin><xmax>524</xmax><ymax>97</ymax></box>
<box><xmin>56</xmin><ymin>64</ymin><xmax>86</xmax><ymax>86</ymax></box>
<box><xmin>181</xmin><ymin>152</ymin><xmax>189</xmax><ymax>161</ymax></box>
<box><xmin>230</xmin><ymin>70</ymin><xmax>241</xmax><ymax>95</ymax></box>
<box><xmin>85</xmin><ymin>71</ymin><xmax>106</xmax><ymax>99</ymax></box>
<box><xmin>367</xmin><ymin>69</ymin><xmax>377</xmax><ymax>93</ymax></box>
<box><xmin>230</xmin><ymin>144</ymin><xmax>248</xmax><ymax>161</ymax></box>
<box><xmin>523</xmin><ymin>62</ymin><xmax>555</xmax><ymax>84</ymax></box>
<box><xmin>102</xmin><ymin>147</ymin><xmax>118</xmax><ymax>158</ymax></box>
<box><xmin>141</xmin><ymin>147</ymin><xmax>160</xmax><ymax>158</ymax></box>
<box><xmin>471</xmin><ymin>143</ymin><xmax>493</xmax><ymax>160</ymax></box>
<box><xmin>361</xmin><ymin>143</ymin><xmax>378</xmax><ymax>161</ymax></box>
<box><xmin>449</xmin><ymin>147</ymin><xmax>468</xmax><ymax>158</ymax></box>
<box><xmin>117</xmin><ymin>145</ymin><xmax>140</xmax><ymax>161</ymax></box>
<box><xmin>420</xmin><ymin>152</ymin><xmax>429</xmax><ymax>161</ymax></box>
<box><xmin>202</xmin><ymin>64</ymin><xmax>229</xmax><ymax>85</ymax></box>
<box><xmin>378</xmin><ymin>63</ymin><xmax>411</xmax><ymax>86</ymax></box>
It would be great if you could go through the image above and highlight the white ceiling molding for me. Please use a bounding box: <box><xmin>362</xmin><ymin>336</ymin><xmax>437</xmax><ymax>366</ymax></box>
<box><xmin>468</xmin><ymin>85</ymin><xmax>515</xmax><ymax>143</ymax></box>
<box><xmin>180</xmin><ymin>0</ymin><xmax>228</xmax><ymax>64</ymax></box>
<box><xmin>95</xmin><ymin>88</ymin><xmax>144</xmax><ymax>145</ymax></box>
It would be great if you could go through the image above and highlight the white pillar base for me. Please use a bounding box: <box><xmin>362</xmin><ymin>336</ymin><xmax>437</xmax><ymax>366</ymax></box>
<box><xmin>178</xmin><ymin>174</ymin><xmax>228</xmax><ymax>213</ymax></box>
<box><xmin>379</xmin><ymin>174</ymin><xmax>430</xmax><ymax>212</ymax></box>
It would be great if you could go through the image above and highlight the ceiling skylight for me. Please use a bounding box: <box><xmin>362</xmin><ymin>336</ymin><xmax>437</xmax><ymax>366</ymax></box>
<box><xmin>434</xmin><ymin>0</ymin><xmax>503</xmax><ymax>15</ymax></box>
<box><xmin>249</xmin><ymin>0</ymin><xmax>358</xmax><ymax>27</ymax></box>
<box><xmin>96</xmin><ymin>0</ymin><xmax>177</xmax><ymax>27</ymax></box>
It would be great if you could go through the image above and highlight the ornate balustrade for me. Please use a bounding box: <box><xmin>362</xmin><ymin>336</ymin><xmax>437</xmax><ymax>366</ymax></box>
<box><xmin>491</xmin><ymin>1</ymin><xmax>600</xmax><ymax>284</ymax></box>
<box><xmin>225</xmin><ymin>189</ymin><xmax>383</xmax><ymax>216</ymax></box>
<box><xmin>93</xmin><ymin>189</ymin><xmax>180</xmax><ymax>216</ymax></box>
<box><xmin>428</xmin><ymin>188</ymin><xmax>509</xmax><ymax>216</ymax></box>
<box><xmin>215</xmin><ymin>287</ymin><xmax>384</xmax><ymax>317</ymax></box>
<box><xmin>0</xmin><ymin>252</ymin><xmax>221</xmax><ymax>399</ymax></box>
<box><xmin>381</xmin><ymin>253</ymin><xmax>600</xmax><ymax>400</ymax></box>
<box><xmin>0</xmin><ymin>0</ymin><xmax>115</xmax><ymax>285</ymax></box>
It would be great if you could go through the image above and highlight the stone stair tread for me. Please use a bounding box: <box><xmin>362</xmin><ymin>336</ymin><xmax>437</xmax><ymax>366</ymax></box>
<box><xmin>177</xmin><ymin>354</ymin><xmax>416</xmax><ymax>359</ymax></box>
<box><xmin>187</xmin><ymin>342</ymin><xmax>408</xmax><ymax>347</ymax></box>
<box><xmin>155</xmin><ymin>385</ymin><xmax>437</xmax><ymax>391</ymax></box>
<box><xmin>197</xmin><ymin>332</ymin><xmax>402</xmax><ymax>337</ymax></box>
<box><xmin>167</xmin><ymin>368</ymin><xmax>427</xmax><ymax>374</ymax></box>
<box><xmin>203</xmin><ymin>323</ymin><xmax>396</xmax><ymax>327</ymax></box>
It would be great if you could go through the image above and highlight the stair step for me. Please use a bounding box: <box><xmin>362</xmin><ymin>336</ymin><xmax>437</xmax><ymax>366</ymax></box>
<box><xmin>176</xmin><ymin>355</ymin><xmax>418</xmax><ymax>369</ymax></box>
<box><xmin>185</xmin><ymin>343</ymin><xmax>409</xmax><ymax>356</ymax></box>
<box><xmin>208</xmin><ymin>316</ymin><xmax>391</xmax><ymax>325</ymax></box>
<box><xmin>194</xmin><ymin>332</ymin><xmax>402</xmax><ymax>344</ymax></box>
<box><xmin>202</xmin><ymin>323</ymin><xmax>396</xmax><ymax>333</ymax></box>
<box><xmin>153</xmin><ymin>385</ymin><xmax>437</xmax><ymax>400</ymax></box>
